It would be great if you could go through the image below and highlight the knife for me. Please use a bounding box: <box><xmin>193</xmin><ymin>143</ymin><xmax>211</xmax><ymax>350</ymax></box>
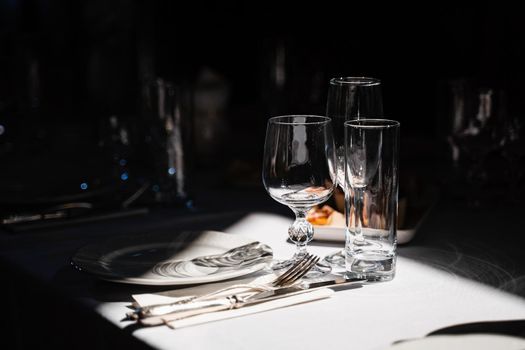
<box><xmin>139</xmin><ymin>288</ymin><xmax>336</xmax><ymax>327</ymax></box>
<box><xmin>129</xmin><ymin>276</ymin><xmax>364</xmax><ymax>321</ymax></box>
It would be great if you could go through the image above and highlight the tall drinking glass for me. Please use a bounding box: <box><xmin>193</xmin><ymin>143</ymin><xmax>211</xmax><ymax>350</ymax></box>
<box><xmin>324</xmin><ymin>77</ymin><xmax>383</xmax><ymax>267</ymax></box>
<box><xmin>262</xmin><ymin>115</ymin><xmax>336</xmax><ymax>274</ymax></box>
<box><xmin>345</xmin><ymin>119</ymin><xmax>399</xmax><ymax>282</ymax></box>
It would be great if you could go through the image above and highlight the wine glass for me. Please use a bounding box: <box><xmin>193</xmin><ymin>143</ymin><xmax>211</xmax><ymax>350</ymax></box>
<box><xmin>324</xmin><ymin>77</ymin><xmax>383</xmax><ymax>269</ymax></box>
<box><xmin>262</xmin><ymin>115</ymin><xmax>336</xmax><ymax>274</ymax></box>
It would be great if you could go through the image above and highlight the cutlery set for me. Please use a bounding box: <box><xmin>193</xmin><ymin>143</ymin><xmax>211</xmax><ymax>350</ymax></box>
<box><xmin>126</xmin><ymin>254</ymin><xmax>364</xmax><ymax>326</ymax></box>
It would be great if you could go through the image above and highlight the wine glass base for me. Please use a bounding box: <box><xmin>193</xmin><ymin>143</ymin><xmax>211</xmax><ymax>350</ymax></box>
<box><xmin>324</xmin><ymin>249</ymin><xmax>345</xmax><ymax>265</ymax></box>
<box><xmin>323</xmin><ymin>249</ymin><xmax>347</xmax><ymax>275</ymax></box>
<box><xmin>269</xmin><ymin>256</ymin><xmax>332</xmax><ymax>278</ymax></box>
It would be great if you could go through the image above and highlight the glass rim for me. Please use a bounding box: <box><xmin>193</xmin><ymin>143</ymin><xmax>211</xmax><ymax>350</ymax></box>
<box><xmin>329</xmin><ymin>77</ymin><xmax>381</xmax><ymax>86</ymax></box>
<box><xmin>344</xmin><ymin>118</ymin><xmax>400</xmax><ymax>129</ymax></box>
<box><xmin>268</xmin><ymin>115</ymin><xmax>331</xmax><ymax>125</ymax></box>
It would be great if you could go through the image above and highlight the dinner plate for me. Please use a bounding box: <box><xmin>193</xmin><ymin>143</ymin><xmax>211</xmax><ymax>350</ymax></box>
<box><xmin>71</xmin><ymin>230</ymin><xmax>273</xmax><ymax>285</ymax></box>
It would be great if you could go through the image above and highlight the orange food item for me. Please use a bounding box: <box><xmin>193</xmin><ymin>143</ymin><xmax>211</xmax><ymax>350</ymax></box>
<box><xmin>307</xmin><ymin>205</ymin><xmax>335</xmax><ymax>225</ymax></box>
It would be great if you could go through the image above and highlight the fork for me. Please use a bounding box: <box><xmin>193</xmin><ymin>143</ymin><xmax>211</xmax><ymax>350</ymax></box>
<box><xmin>270</xmin><ymin>253</ymin><xmax>320</xmax><ymax>287</ymax></box>
<box><xmin>128</xmin><ymin>253</ymin><xmax>319</xmax><ymax>320</ymax></box>
<box><xmin>191</xmin><ymin>253</ymin><xmax>320</xmax><ymax>299</ymax></box>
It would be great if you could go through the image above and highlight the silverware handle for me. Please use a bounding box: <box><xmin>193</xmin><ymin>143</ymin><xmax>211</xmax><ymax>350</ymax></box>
<box><xmin>139</xmin><ymin>297</ymin><xmax>236</xmax><ymax>326</ymax></box>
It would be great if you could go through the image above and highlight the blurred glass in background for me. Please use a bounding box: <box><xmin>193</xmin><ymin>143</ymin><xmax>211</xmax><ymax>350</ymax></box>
<box><xmin>140</xmin><ymin>78</ymin><xmax>193</xmax><ymax>207</ymax></box>
<box><xmin>440</xmin><ymin>78</ymin><xmax>525</xmax><ymax>204</ymax></box>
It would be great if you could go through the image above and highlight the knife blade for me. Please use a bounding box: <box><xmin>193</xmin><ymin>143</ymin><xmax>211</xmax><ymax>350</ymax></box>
<box><xmin>247</xmin><ymin>276</ymin><xmax>364</xmax><ymax>302</ymax></box>
<box><xmin>130</xmin><ymin>275</ymin><xmax>364</xmax><ymax>321</ymax></box>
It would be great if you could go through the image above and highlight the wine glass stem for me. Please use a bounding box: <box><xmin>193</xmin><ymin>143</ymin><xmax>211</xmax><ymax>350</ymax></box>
<box><xmin>354</xmin><ymin>187</ymin><xmax>365</xmax><ymax>243</ymax></box>
<box><xmin>289</xmin><ymin>208</ymin><xmax>313</xmax><ymax>258</ymax></box>
<box><xmin>296</xmin><ymin>243</ymin><xmax>307</xmax><ymax>256</ymax></box>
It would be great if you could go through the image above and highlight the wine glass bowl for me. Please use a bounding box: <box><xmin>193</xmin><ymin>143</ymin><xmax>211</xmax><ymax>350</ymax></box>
<box><xmin>326</xmin><ymin>77</ymin><xmax>383</xmax><ymax>186</ymax></box>
<box><xmin>262</xmin><ymin>115</ymin><xmax>336</xmax><ymax>273</ymax></box>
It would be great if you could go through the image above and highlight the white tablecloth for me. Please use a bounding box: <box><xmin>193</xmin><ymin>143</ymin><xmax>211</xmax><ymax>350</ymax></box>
<box><xmin>94</xmin><ymin>212</ymin><xmax>525</xmax><ymax>350</ymax></box>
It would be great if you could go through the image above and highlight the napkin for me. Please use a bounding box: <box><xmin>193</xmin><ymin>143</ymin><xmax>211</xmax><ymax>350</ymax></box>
<box><xmin>131</xmin><ymin>272</ymin><xmax>334</xmax><ymax>329</ymax></box>
<box><xmin>131</xmin><ymin>271</ymin><xmax>279</xmax><ymax>311</ymax></box>
<box><xmin>133</xmin><ymin>288</ymin><xmax>334</xmax><ymax>329</ymax></box>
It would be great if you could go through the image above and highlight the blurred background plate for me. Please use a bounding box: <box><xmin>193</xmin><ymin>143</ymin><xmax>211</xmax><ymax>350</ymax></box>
<box><xmin>313</xmin><ymin>225</ymin><xmax>416</xmax><ymax>245</ymax></box>
<box><xmin>312</xmin><ymin>193</ymin><xmax>436</xmax><ymax>245</ymax></box>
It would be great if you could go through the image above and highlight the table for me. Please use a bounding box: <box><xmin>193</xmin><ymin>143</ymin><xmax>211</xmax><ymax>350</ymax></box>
<box><xmin>1</xmin><ymin>189</ymin><xmax>525</xmax><ymax>349</ymax></box>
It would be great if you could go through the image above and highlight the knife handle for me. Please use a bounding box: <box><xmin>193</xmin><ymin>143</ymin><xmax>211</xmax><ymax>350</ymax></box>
<box><xmin>139</xmin><ymin>296</ymin><xmax>237</xmax><ymax>326</ymax></box>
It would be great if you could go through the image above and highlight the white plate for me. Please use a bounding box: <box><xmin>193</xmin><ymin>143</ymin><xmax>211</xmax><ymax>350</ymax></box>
<box><xmin>71</xmin><ymin>230</ymin><xmax>273</xmax><ymax>285</ymax></box>
<box><xmin>313</xmin><ymin>226</ymin><xmax>415</xmax><ymax>244</ymax></box>
<box><xmin>387</xmin><ymin>334</ymin><xmax>525</xmax><ymax>350</ymax></box>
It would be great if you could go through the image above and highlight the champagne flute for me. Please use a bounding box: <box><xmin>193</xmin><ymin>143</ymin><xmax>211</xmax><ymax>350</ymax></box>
<box><xmin>262</xmin><ymin>115</ymin><xmax>336</xmax><ymax>274</ymax></box>
<box><xmin>324</xmin><ymin>77</ymin><xmax>383</xmax><ymax>268</ymax></box>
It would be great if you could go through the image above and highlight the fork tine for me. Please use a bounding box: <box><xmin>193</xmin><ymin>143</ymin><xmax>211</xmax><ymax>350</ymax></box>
<box><xmin>283</xmin><ymin>255</ymin><xmax>319</xmax><ymax>285</ymax></box>
<box><xmin>275</xmin><ymin>255</ymin><xmax>318</xmax><ymax>286</ymax></box>
<box><xmin>272</xmin><ymin>254</ymin><xmax>318</xmax><ymax>287</ymax></box>
<box><xmin>271</xmin><ymin>253</ymin><xmax>311</xmax><ymax>286</ymax></box>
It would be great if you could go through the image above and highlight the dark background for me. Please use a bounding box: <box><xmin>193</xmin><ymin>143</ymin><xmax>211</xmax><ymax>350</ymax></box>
<box><xmin>1</xmin><ymin>1</ymin><xmax>524</xmax><ymax>214</ymax></box>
